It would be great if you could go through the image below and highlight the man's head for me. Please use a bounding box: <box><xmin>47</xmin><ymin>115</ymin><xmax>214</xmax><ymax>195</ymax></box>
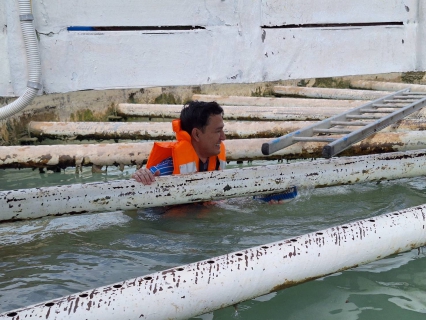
<box><xmin>180</xmin><ymin>101</ymin><xmax>225</xmax><ymax>162</ymax></box>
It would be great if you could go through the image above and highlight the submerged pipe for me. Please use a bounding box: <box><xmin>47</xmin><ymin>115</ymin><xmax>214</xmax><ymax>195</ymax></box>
<box><xmin>1</xmin><ymin>149</ymin><xmax>426</xmax><ymax>221</ymax></box>
<box><xmin>0</xmin><ymin>0</ymin><xmax>41</xmax><ymax>120</ymax></box>
<box><xmin>1</xmin><ymin>203</ymin><xmax>426</xmax><ymax>319</ymax></box>
<box><xmin>2</xmin><ymin>131</ymin><xmax>426</xmax><ymax>169</ymax></box>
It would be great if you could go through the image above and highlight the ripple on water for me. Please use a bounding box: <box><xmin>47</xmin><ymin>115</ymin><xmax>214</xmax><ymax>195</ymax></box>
<box><xmin>0</xmin><ymin>211</ymin><xmax>132</xmax><ymax>246</ymax></box>
<box><xmin>1</xmin><ymin>168</ymin><xmax>426</xmax><ymax>319</ymax></box>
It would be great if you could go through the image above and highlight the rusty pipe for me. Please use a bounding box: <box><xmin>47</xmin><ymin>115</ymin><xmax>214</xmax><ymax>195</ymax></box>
<box><xmin>27</xmin><ymin>120</ymin><xmax>309</xmax><ymax>141</ymax></box>
<box><xmin>2</xmin><ymin>149</ymin><xmax>426</xmax><ymax>221</ymax></box>
<box><xmin>2</xmin><ymin>131</ymin><xmax>426</xmax><ymax>169</ymax></box>
<box><xmin>26</xmin><ymin>119</ymin><xmax>426</xmax><ymax>142</ymax></box>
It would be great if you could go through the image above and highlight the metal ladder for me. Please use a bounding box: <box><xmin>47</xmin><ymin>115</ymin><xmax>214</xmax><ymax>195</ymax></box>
<box><xmin>261</xmin><ymin>88</ymin><xmax>426</xmax><ymax>158</ymax></box>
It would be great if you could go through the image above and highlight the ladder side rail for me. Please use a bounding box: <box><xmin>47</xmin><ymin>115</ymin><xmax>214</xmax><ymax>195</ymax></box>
<box><xmin>261</xmin><ymin>89</ymin><xmax>410</xmax><ymax>155</ymax></box>
<box><xmin>322</xmin><ymin>97</ymin><xmax>426</xmax><ymax>158</ymax></box>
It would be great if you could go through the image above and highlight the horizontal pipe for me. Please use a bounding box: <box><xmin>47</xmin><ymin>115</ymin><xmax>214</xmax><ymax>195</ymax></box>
<box><xmin>117</xmin><ymin>103</ymin><xmax>426</xmax><ymax>121</ymax></box>
<box><xmin>2</xmin><ymin>131</ymin><xmax>426</xmax><ymax>169</ymax></box>
<box><xmin>117</xmin><ymin>104</ymin><xmax>361</xmax><ymax>121</ymax></box>
<box><xmin>26</xmin><ymin>119</ymin><xmax>426</xmax><ymax>141</ymax></box>
<box><xmin>273</xmin><ymin>86</ymin><xmax>391</xmax><ymax>100</ymax></box>
<box><xmin>191</xmin><ymin>94</ymin><xmax>366</xmax><ymax>107</ymax></box>
<box><xmin>2</xmin><ymin>204</ymin><xmax>426</xmax><ymax>320</ymax></box>
<box><xmin>26</xmin><ymin>121</ymin><xmax>309</xmax><ymax>141</ymax></box>
<box><xmin>28</xmin><ymin>121</ymin><xmax>174</xmax><ymax>141</ymax></box>
<box><xmin>1</xmin><ymin>149</ymin><xmax>426</xmax><ymax>221</ymax></box>
<box><xmin>350</xmin><ymin>80</ymin><xmax>426</xmax><ymax>92</ymax></box>
<box><xmin>224</xmin><ymin>131</ymin><xmax>426</xmax><ymax>160</ymax></box>
<box><xmin>0</xmin><ymin>142</ymin><xmax>153</xmax><ymax>169</ymax></box>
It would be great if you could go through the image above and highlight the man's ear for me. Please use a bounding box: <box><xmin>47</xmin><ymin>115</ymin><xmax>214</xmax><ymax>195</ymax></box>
<box><xmin>191</xmin><ymin>128</ymin><xmax>200</xmax><ymax>141</ymax></box>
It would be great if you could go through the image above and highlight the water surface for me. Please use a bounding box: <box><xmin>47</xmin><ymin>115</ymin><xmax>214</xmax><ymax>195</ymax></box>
<box><xmin>0</xmin><ymin>163</ymin><xmax>426</xmax><ymax>319</ymax></box>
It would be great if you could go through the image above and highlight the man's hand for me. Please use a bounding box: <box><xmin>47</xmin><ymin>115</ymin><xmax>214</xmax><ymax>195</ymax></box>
<box><xmin>132</xmin><ymin>168</ymin><xmax>160</xmax><ymax>185</ymax></box>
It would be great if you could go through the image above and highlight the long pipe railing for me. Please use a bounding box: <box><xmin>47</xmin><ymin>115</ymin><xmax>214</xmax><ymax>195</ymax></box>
<box><xmin>2</xmin><ymin>149</ymin><xmax>426</xmax><ymax>222</ymax></box>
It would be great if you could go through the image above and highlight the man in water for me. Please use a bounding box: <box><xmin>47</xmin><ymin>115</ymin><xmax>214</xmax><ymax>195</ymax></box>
<box><xmin>132</xmin><ymin>100</ymin><xmax>226</xmax><ymax>184</ymax></box>
<box><xmin>132</xmin><ymin>100</ymin><xmax>297</xmax><ymax>204</ymax></box>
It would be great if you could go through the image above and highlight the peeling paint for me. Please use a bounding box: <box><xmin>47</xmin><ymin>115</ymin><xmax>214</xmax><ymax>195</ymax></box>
<box><xmin>3</xmin><ymin>130</ymin><xmax>426</xmax><ymax>169</ymax></box>
<box><xmin>1</xmin><ymin>149</ymin><xmax>426</xmax><ymax>222</ymax></box>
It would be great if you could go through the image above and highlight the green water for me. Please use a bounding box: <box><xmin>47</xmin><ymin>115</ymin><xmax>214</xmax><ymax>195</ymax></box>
<box><xmin>1</xmin><ymin>163</ymin><xmax>426</xmax><ymax>319</ymax></box>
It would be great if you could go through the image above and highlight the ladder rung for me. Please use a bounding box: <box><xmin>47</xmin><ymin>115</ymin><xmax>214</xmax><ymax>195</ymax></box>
<box><xmin>360</xmin><ymin>109</ymin><xmax>394</xmax><ymax>113</ymax></box>
<box><xmin>330</xmin><ymin>121</ymin><xmax>371</xmax><ymax>126</ymax></box>
<box><xmin>394</xmin><ymin>95</ymin><xmax>426</xmax><ymax>99</ymax></box>
<box><xmin>404</xmin><ymin>92</ymin><xmax>426</xmax><ymax>95</ymax></box>
<box><xmin>346</xmin><ymin>115</ymin><xmax>382</xmax><ymax>119</ymax></box>
<box><xmin>293</xmin><ymin>137</ymin><xmax>336</xmax><ymax>143</ymax></box>
<box><xmin>313</xmin><ymin>128</ymin><xmax>352</xmax><ymax>134</ymax></box>
<box><xmin>384</xmin><ymin>99</ymin><xmax>418</xmax><ymax>103</ymax></box>
<box><xmin>372</xmin><ymin>104</ymin><xmax>404</xmax><ymax>108</ymax></box>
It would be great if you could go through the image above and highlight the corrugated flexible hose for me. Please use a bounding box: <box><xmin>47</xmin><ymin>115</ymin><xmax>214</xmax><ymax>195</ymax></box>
<box><xmin>0</xmin><ymin>0</ymin><xmax>41</xmax><ymax>120</ymax></box>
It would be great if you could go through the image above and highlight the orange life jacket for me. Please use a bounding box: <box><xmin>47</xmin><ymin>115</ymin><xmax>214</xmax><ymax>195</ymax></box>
<box><xmin>146</xmin><ymin>119</ymin><xmax>226</xmax><ymax>174</ymax></box>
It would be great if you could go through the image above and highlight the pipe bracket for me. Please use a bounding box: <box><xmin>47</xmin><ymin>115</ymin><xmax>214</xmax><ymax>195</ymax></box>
<box><xmin>27</xmin><ymin>81</ymin><xmax>42</xmax><ymax>90</ymax></box>
<box><xmin>19</xmin><ymin>14</ymin><xmax>34</xmax><ymax>21</ymax></box>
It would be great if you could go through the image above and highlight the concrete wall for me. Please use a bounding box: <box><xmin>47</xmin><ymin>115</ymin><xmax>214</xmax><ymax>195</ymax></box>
<box><xmin>416</xmin><ymin>0</ymin><xmax>426</xmax><ymax>70</ymax></box>
<box><xmin>0</xmin><ymin>1</ymin><xmax>15</xmax><ymax>96</ymax></box>
<box><xmin>0</xmin><ymin>0</ymin><xmax>424</xmax><ymax>96</ymax></box>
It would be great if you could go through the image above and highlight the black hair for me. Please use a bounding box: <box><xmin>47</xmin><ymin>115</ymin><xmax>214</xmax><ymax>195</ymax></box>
<box><xmin>180</xmin><ymin>101</ymin><xmax>224</xmax><ymax>134</ymax></box>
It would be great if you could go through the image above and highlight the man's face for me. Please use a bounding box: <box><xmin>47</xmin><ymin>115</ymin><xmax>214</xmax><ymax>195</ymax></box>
<box><xmin>192</xmin><ymin>114</ymin><xmax>226</xmax><ymax>161</ymax></box>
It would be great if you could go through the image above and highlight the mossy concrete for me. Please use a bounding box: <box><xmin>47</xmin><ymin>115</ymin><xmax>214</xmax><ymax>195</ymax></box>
<box><xmin>401</xmin><ymin>71</ymin><xmax>426</xmax><ymax>84</ymax></box>
<box><xmin>313</xmin><ymin>77</ymin><xmax>351</xmax><ymax>89</ymax></box>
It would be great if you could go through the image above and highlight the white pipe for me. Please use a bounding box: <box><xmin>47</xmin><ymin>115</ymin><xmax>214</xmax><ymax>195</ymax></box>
<box><xmin>117</xmin><ymin>103</ymin><xmax>361</xmax><ymax>121</ymax></box>
<box><xmin>0</xmin><ymin>0</ymin><xmax>41</xmax><ymax>120</ymax></box>
<box><xmin>191</xmin><ymin>94</ymin><xmax>366</xmax><ymax>107</ymax></box>
<box><xmin>1</xmin><ymin>203</ymin><xmax>426</xmax><ymax>320</ymax></box>
<box><xmin>25</xmin><ymin>119</ymin><xmax>426</xmax><ymax>141</ymax></box>
<box><xmin>350</xmin><ymin>80</ymin><xmax>426</xmax><ymax>92</ymax></box>
<box><xmin>2</xmin><ymin>149</ymin><xmax>426</xmax><ymax>222</ymax></box>
<box><xmin>273</xmin><ymin>86</ymin><xmax>392</xmax><ymax>100</ymax></box>
<box><xmin>2</xmin><ymin>130</ymin><xmax>426</xmax><ymax>169</ymax></box>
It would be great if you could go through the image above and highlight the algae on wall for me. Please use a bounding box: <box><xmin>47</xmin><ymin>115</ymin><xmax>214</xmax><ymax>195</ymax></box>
<box><xmin>401</xmin><ymin>72</ymin><xmax>426</xmax><ymax>84</ymax></box>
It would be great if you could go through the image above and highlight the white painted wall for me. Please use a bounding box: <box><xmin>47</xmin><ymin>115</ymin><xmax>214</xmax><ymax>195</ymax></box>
<box><xmin>0</xmin><ymin>1</ymin><xmax>16</xmax><ymax>96</ymax></box>
<box><xmin>261</xmin><ymin>0</ymin><xmax>413</xmax><ymax>25</ymax></box>
<box><xmin>0</xmin><ymin>0</ymin><xmax>425</xmax><ymax>96</ymax></box>
<box><xmin>416</xmin><ymin>0</ymin><xmax>426</xmax><ymax>70</ymax></box>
